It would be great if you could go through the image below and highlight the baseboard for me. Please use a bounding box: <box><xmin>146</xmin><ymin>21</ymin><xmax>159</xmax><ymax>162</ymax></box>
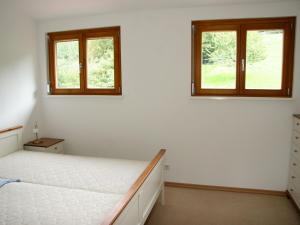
<box><xmin>165</xmin><ymin>181</ymin><xmax>287</xmax><ymax>196</ymax></box>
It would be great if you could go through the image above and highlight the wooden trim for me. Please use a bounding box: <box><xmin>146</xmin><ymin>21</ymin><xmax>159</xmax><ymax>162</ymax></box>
<box><xmin>84</xmin><ymin>29</ymin><xmax>122</xmax><ymax>95</ymax></box>
<box><xmin>165</xmin><ymin>182</ymin><xmax>286</xmax><ymax>196</ymax></box>
<box><xmin>48</xmin><ymin>33</ymin><xmax>83</xmax><ymax>95</ymax></box>
<box><xmin>48</xmin><ymin>26</ymin><xmax>120</xmax><ymax>36</ymax></box>
<box><xmin>193</xmin><ymin>25</ymin><xmax>240</xmax><ymax>96</ymax></box>
<box><xmin>48</xmin><ymin>26</ymin><xmax>122</xmax><ymax>95</ymax></box>
<box><xmin>0</xmin><ymin>126</ymin><xmax>23</xmax><ymax>134</ymax></box>
<box><xmin>192</xmin><ymin>17</ymin><xmax>296</xmax><ymax>97</ymax></box>
<box><xmin>101</xmin><ymin>149</ymin><xmax>166</xmax><ymax>225</ymax></box>
<box><xmin>239</xmin><ymin>21</ymin><xmax>294</xmax><ymax>97</ymax></box>
<box><xmin>192</xmin><ymin>17</ymin><xmax>296</xmax><ymax>26</ymax></box>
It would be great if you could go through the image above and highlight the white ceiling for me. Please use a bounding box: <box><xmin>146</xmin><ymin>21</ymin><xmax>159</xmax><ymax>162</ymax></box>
<box><xmin>3</xmin><ymin>0</ymin><xmax>297</xmax><ymax>20</ymax></box>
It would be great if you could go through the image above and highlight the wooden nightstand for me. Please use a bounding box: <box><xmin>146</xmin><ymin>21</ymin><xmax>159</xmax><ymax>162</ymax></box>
<box><xmin>24</xmin><ymin>138</ymin><xmax>65</xmax><ymax>154</ymax></box>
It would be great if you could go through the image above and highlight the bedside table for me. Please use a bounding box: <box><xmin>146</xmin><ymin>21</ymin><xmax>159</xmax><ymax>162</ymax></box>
<box><xmin>24</xmin><ymin>138</ymin><xmax>65</xmax><ymax>154</ymax></box>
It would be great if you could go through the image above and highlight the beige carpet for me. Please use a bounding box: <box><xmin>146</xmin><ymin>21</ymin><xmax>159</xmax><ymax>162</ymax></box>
<box><xmin>145</xmin><ymin>187</ymin><xmax>300</xmax><ymax>225</ymax></box>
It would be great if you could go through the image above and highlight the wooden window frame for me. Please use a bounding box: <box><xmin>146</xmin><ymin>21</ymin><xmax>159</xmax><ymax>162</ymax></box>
<box><xmin>48</xmin><ymin>26</ymin><xmax>122</xmax><ymax>95</ymax></box>
<box><xmin>192</xmin><ymin>17</ymin><xmax>296</xmax><ymax>97</ymax></box>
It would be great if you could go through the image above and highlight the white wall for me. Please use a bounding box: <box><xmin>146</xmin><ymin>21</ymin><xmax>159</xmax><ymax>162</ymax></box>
<box><xmin>37</xmin><ymin>1</ymin><xmax>300</xmax><ymax>191</ymax></box>
<box><xmin>0</xmin><ymin>3</ymin><xmax>42</xmax><ymax>141</ymax></box>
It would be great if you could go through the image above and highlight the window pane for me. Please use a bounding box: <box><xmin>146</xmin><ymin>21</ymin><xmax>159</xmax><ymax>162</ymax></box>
<box><xmin>87</xmin><ymin>37</ymin><xmax>114</xmax><ymax>89</ymax></box>
<box><xmin>201</xmin><ymin>31</ymin><xmax>237</xmax><ymax>89</ymax></box>
<box><xmin>55</xmin><ymin>40</ymin><xmax>80</xmax><ymax>89</ymax></box>
<box><xmin>245</xmin><ymin>30</ymin><xmax>284</xmax><ymax>90</ymax></box>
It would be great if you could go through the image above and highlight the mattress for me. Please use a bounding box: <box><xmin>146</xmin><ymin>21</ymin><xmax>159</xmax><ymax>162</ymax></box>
<box><xmin>0</xmin><ymin>150</ymin><xmax>148</xmax><ymax>194</ymax></box>
<box><xmin>0</xmin><ymin>182</ymin><xmax>122</xmax><ymax>225</ymax></box>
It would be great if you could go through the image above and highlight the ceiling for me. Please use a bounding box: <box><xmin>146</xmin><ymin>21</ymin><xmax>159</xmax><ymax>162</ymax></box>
<box><xmin>2</xmin><ymin>0</ymin><xmax>296</xmax><ymax>20</ymax></box>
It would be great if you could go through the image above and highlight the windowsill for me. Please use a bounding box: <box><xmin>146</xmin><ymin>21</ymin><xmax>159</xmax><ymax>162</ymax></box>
<box><xmin>189</xmin><ymin>96</ymin><xmax>295</xmax><ymax>101</ymax></box>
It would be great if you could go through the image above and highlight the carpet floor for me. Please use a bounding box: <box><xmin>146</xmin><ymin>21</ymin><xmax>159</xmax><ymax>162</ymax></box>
<box><xmin>145</xmin><ymin>187</ymin><xmax>300</xmax><ymax>225</ymax></box>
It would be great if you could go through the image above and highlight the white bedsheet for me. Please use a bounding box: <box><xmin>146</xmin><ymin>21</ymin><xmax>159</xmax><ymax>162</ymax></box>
<box><xmin>0</xmin><ymin>151</ymin><xmax>148</xmax><ymax>194</ymax></box>
<box><xmin>0</xmin><ymin>182</ymin><xmax>122</xmax><ymax>225</ymax></box>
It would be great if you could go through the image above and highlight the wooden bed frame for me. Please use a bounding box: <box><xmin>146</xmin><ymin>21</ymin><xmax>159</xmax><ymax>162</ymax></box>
<box><xmin>0</xmin><ymin>126</ymin><xmax>166</xmax><ymax>225</ymax></box>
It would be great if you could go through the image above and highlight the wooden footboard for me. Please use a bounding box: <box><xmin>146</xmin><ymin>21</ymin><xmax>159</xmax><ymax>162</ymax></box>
<box><xmin>101</xmin><ymin>149</ymin><xmax>166</xmax><ymax>225</ymax></box>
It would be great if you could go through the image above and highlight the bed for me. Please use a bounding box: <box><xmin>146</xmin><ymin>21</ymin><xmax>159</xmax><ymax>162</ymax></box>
<box><xmin>0</xmin><ymin>182</ymin><xmax>122</xmax><ymax>225</ymax></box>
<box><xmin>0</xmin><ymin>151</ymin><xmax>148</xmax><ymax>194</ymax></box>
<box><xmin>0</xmin><ymin>126</ymin><xmax>166</xmax><ymax>225</ymax></box>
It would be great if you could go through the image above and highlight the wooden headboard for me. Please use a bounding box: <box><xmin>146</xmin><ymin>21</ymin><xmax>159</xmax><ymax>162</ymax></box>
<box><xmin>0</xmin><ymin>126</ymin><xmax>23</xmax><ymax>157</ymax></box>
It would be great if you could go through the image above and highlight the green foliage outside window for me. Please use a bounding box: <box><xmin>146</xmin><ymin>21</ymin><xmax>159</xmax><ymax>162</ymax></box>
<box><xmin>56</xmin><ymin>38</ymin><xmax>114</xmax><ymax>89</ymax></box>
<box><xmin>87</xmin><ymin>38</ymin><xmax>114</xmax><ymax>89</ymax></box>
<box><xmin>202</xmin><ymin>31</ymin><xmax>266</xmax><ymax>66</ymax></box>
<box><xmin>56</xmin><ymin>41</ymin><xmax>80</xmax><ymax>88</ymax></box>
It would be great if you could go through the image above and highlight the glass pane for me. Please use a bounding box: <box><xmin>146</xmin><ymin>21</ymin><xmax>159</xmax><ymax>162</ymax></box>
<box><xmin>87</xmin><ymin>37</ymin><xmax>114</xmax><ymax>89</ymax></box>
<box><xmin>201</xmin><ymin>31</ymin><xmax>237</xmax><ymax>89</ymax></box>
<box><xmin>245</xmin><ymin>30</ymin><xmax>284</xmax><ymax>90</ymax></box>
<box><xmin>55</xmin><ymin>40</ymin><xmax>80</xmax><ymax>89</ymax></box>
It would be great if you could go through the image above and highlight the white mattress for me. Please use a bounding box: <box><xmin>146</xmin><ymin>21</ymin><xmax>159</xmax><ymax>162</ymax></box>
<box><xmin>0</xmin><ymin>182</ymin><xmax>122</xmax><ymax>225</ymax></box>
<box><xmin>0</xmin><ymin>151</ymin><xmax>148</xmax><ymax>194</ymax></box>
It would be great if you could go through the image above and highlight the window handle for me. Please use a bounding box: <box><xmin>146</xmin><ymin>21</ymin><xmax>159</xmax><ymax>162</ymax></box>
<box><xmin>241</xmin><ymin>59</ymin><xmax>245</xmax><ymax>72</ymax></box>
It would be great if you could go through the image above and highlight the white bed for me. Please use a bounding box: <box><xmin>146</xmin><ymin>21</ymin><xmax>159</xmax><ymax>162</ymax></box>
<box><xmin>0</xmin><ymin>126</ymin><xmax>166</xmax><ymax>225</ymax></box>
<box><xmin>0</xmin><ymin>182</ymin><xmax>122</xmax><ymax>225</ymax></box>
<box><xmin>0</xmin><ymin>150</ymin><xmax>148</xmax><ymax>194</ymax></box>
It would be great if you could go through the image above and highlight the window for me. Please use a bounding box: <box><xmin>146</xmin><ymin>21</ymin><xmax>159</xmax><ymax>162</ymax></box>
<box><xmin>48</xmin><ymin>27</ymin><xmax>121</xmax><ymax>95</ymax></box>
<box><xmin>192</xmin><ymin>17</ymin><xmax>295</xmax><ymax>97</ymax></box>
